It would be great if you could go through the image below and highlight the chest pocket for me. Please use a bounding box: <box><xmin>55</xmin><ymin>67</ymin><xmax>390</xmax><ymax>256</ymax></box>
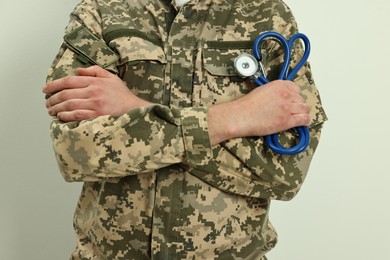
<box><xmin>48</xmin><ymin>26</ymin><xmax>120</xmax><ymax>82</ymax></box>
<box><xmin>109</xmin><ymin>36</ymin><xmax>167</xmax><ymax>104</ymax></box>
<box><xmin>199</xmin><ymin>42</ymin><xmax>254</xmax><ymax>107</ymax></box>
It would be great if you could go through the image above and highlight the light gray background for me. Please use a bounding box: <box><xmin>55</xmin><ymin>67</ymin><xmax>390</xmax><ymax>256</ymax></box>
<box><xmin>1</xmin><ymin>0</ymin><xmax>389</xmax><ymax>259</ymax></box>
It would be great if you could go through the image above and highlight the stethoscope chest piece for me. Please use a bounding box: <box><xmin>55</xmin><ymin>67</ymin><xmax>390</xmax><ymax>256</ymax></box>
<box><xmin>234</xmin><ymin>53</ymin><xmax>259</xmax><ymax>78</ymax></box>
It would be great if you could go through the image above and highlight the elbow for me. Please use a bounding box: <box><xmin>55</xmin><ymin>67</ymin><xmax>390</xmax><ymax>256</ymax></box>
<box><xmin>54</xmin><ymin>154</ymin><xmax>87</xmax><ymax>183</ymax></box>
<box><xmin>268</xmin><ymin>179</ymin><xmax>305</xmax><ymax>201</ymax></box>
<box><xmin>266</xmin><ymin>131</ymin><xmax>322</xmax><ymax>201</ymax></box>
<box><xmin>257</xmin><ymin>160</ymin><xmax>310</xmax><ymax>201</ymax></box>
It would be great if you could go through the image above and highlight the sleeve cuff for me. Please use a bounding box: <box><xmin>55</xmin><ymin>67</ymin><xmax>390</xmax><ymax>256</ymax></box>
<box><xmin>178</xmin><ymin>107</ymin><xmax>213</xmax><ymax>166</ymax></box>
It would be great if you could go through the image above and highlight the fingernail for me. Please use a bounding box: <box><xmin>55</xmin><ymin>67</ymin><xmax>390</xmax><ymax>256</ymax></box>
<box><xmin>48</xmin><ymin>108</ymin><xmax>54</xmax><ymax>116</ymax></box>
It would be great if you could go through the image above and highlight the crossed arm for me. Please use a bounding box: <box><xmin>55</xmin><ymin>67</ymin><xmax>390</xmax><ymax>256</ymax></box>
<box><xmin>43</xmin><ymin>65</ymin><xmax>310</xmax><ymax>145</ymax></box>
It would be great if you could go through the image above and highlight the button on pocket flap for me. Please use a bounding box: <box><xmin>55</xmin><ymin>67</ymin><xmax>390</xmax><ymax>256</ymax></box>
<box><xmin>64</xmin><ymin>26</ymin><xmax>120</xmax><ymax>68</ymax></box>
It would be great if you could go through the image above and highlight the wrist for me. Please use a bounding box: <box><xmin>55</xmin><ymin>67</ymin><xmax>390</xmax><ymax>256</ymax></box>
<box><xmin>207</xmin><ymin>102</ymin><xmax>241</xmax><ymax>145</ymax></box>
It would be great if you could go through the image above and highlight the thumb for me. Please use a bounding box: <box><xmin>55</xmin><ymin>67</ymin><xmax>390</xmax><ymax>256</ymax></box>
<box><xmin>76</xmin><ymin>65</ymin><xmax>113</xmax><ymax>78</ymax></box>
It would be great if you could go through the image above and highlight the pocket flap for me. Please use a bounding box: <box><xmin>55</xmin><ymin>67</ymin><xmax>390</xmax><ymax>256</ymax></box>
<box><xmin>203</xmin><ymin>41</ymin><xmax>253</xmax><ymax>76</ymax></box>
<box><xmin>108</xmin><ymin>36</ymin><xmax>167</xmax><ymax>65</ymax></box>
<box><xmin>64</xmin><ymin>26</ymin><xmax>120</xmax><ymax>68</ymax></box>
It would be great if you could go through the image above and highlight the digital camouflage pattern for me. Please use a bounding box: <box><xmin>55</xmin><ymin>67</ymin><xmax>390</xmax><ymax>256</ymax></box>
<box><xmin>47</xmin><ymin>0</ymin><xmax>327</xmax><ymax>259</ymax></box>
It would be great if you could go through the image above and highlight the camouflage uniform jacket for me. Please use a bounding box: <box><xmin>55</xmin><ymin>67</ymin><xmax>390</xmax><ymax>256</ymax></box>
<box><xmin>47</xmin><ymin>0</ymin><xmax>327</xmax><ymax>259</ymax></box>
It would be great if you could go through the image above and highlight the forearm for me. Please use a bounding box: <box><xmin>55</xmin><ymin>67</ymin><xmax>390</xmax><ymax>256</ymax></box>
<box><xmin>184</xmin><ymin>121</ymin><xmax>324</xmax><ymax>201</ymax></box>
<box><xmin>208</xmin><ymin>79</ymin><xmax>311</xmax><ymax>146</ymax></box>
<box><xmin>194</xmin><ymin>66</ymin><xmax>327</xmax><ymax>200</ymax></box>
<box><xmin>51</xmin><ymin>105</ymin><xmax>212</xmax><ymax>182</ymax></box>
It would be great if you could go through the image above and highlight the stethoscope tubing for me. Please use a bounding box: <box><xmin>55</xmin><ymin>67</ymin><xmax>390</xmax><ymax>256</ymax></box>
<box><xmin>252</xmin><ymin>31</ymin><xmax>311</xmax><ymax>155</ymax></box>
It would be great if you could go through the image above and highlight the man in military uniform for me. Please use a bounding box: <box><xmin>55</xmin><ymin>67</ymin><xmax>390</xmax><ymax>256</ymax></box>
<box><xmin>43</xmin><ymin>0</ymin><xmax>326</xmax><ymax>259</ymax></box>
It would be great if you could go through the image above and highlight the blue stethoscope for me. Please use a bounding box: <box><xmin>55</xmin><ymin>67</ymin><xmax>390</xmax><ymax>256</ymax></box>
<box><xmin>234</xmin><ymin>31</ymin><xmax>311</xmax><ymax>155</ymax></box>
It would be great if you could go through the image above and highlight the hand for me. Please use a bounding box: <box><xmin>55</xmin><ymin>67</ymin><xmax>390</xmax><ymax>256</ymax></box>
<box><xmin>43</xmin><ymin>66</ymin><xmax>151</xmax><ymax>122</ymax></box>
<box><xmin>208</xmin><ymin>80</ymin><xmax>311</xmax><ymax>145</ymax></box>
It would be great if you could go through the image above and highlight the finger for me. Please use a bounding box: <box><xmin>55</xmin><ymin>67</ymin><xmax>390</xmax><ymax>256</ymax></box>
<box><xmin>48</xmin><ymin>98</ymin><xmax>96</xmax><ymax>116</ymax></box>
<box><xmin>288</xmin><ymin>114</ymin><xmax>311</xmax><ymax>128</ymax></box>
<box><xmin>290</xmin><ymin>93</ymin><xmax>306</xmax><ymax>104</ymax></box>
<box><xmin>42</xmin><ymin>76</ymin><xmax>89</xmax><ymax>94</ymax></box>
<box><xmin>290</xmin><ymin>103</ymin><xmax>310</xmax><ymax>115</ymax></box>
<box><xmin>76</xmin><ymin>65</ymin><xmax>113</xmax><ymax>78</ymax></box>
<box><xmin>46</xmin><ymin>88</ymin><xmax>90</xmax><ymax>108</ymax></box>
<box><xmin>57</xmin><ymin>109</ymin><xmax>98</xmax><ymax>122</ymax></box>
<box><xmin>285</xmin><ymin>81</ymin><xmax>302</xmax><ymax>94</ymax></box>
<box><xmin>43</xmin><ymin>76</ymin><xmax>95</xmax><ymax>95</ymax></box>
